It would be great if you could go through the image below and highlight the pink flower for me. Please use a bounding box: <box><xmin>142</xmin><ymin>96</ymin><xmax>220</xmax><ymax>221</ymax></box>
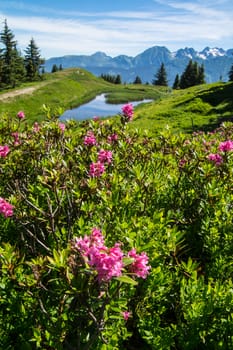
<box><xmin>0</xmin><ymin>197</ymin><xmax>14</xmax><ymax>218</ymax></box>
<box><xmin>74</xmin><ymin>229</ymin><xmax>123</xmax><ymax>282</ymax></box>
<box><xmin>17</xmin><ymin>111</ymin><xmax>25</xmax><ymax>119</ymax></box>
<box><xmin>107</xmin><ymin>133</ymin><xmax>118</xmax><ymax>143</ymax></box>
<box><xmin>59</xmin><ymin>123</ymin><xmax>66</xmax><ymax>132</ymax></box>
<box><xmin>122</xmin><ymin>103</ymin><xmax>134</xmax><ymax>121</ymax></box>
<box><xmin>89</xmin><ymin>161</ymin><xmax>105</xmax><ymax>177</ymax></box>
<box><xmin>218</xmin><ymin>140</ymin><xmax>233</xmax><ymax>152</ymax></box>
<box><xmin>127</xmin><ymin>248</ymin><xmax>150</xmax><ymax>279</ymax></box>
<box><xmin>11</xmin><ymin>132</ymin><xmax>20</xmax><ymax>146</ymax></box>
<box><xmin>207</xmin><ymin>153</ymin><xmax>223</xmax><ymax>166</ymax></box>
<box><xmin>84</xmin><ymin>131</ymin><xmax>97</xmax><ymax>146</ymax></box>
<box><xmin>90</xmin><ymin>227</ymin><xmax>104</xmax><ymax>246</ymax></box>
<box><xmin>93</xmin><ymin>116</ymin><xmax>100</xmax><ymax>122</ymax></box>
<box><xmin>179</xmin><ymin>159</ymin><xmax>187</xmax><ymax>168</ymax></box>
<box><xmin>122</xmin><ymin>311</ymin><xmax>131</xmax><ymax>321</ymax></box>
<box><xmin>89</xmin><ymin>243</ymin><xmax>123</xmax><ymax>282</ymax></box>
<box><xmin>98</xmin><ymin>149</ymin><xmax>113</xmax><ymax>164</ymax></box>
<box><xmin>33</xmin><ymin>122</ymin><xmax>40</xmax><ymax>132</ymax></box>
<box><xmin>0</xmin><ymin>145</ymin><xmax>10</xmax><ymax>157</ymax></box>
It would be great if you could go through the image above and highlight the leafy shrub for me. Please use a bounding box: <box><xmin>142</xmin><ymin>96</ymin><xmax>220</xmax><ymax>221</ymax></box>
<box><xmin>0</xmin><ymin>108</ymin><xmax>233</xmax><ymax>349</ymax></box>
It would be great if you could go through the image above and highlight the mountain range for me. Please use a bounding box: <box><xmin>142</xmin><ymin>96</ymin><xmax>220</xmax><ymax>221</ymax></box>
<box><xmin>45</xmin><ymin>46</ymin><xmax>233</xmax><ymax>86</ymax></box>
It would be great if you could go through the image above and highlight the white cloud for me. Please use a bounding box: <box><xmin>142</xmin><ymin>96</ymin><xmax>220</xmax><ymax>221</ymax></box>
<box><xmin>0</xmin><ymin>0</ymin><xmax>233</xmax><ymax>58</ymax></box>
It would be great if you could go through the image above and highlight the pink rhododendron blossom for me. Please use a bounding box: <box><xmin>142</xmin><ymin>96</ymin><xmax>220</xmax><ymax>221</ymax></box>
<box><xmin>179</xmin><ymin>159</ymin><xmax>187</xmax><ymax>168</ymax></box>
<box><xmin>127</xmin><ymin>248</ymin><xmax>150</xmax><ymax>279</ymax></box>
<box><xmin>11</xmin><ymin>132</ymin><xmax>20</xmax><ymax>146</ymax></box>
<box><xmin>122</xmin><ymin>103</ymin><xmax>134</xmax><ymax>121</ymax></box>
<box><xmin>90</xmin><ymin>227</ymin><xmax>104</xmax><ymax>246</ymax></box>
<box><xmin>0</xmin><ymin>197</ymin><xmax>14</xmax><ymax>217</ymax></box>
<box><xmin>17</xmin><ymin>111</ymin><xmax>25</xmax><ymax>119</ymax></box>
<box><xmin>74</xmin><ymin>229</ymin><xmax>123</xmax><ymax>282</ymax></box>
<box><xmin>218</xmin><ymin>140</ymin><xmax>233</xmax><ymax>152</ymax></box>
<box><xmin>122</xmin><ymin>311</ymin><xmax>131</xmax><ymax>321</ymax></box>
<box><xmin>0</xmin><ymin>145</ymin><xmax>10</xmax><ymax>157</ymax></box>
<box><xmin>73</xmin><ymin>229</ymin><xmax>150</xmax><ymax>283</ymax></box>
<box><xmin>107</xmin><ymin>133</ymin><xmax>118</xmax><ymax>143</ymax></box>
<box><xmin>98</xmin><ymin>149</ymin><xmax>113</xmax><ymax>164</ymax></box>
<box><xmin>89</xmin><ymin>161</ymin><xmax>105</xmax><ymax>177</ymax></box>
<box><xmin>59</xmin><ymin>123</ymin><xmax>66</xmax><ymax>132</ymax></box>
<box><xmin>207</xmin><ymin>153</ymin><xmax>223</xmax><ymax>166</ymax></box>
<box><xmin>33</xmin><ymin>122</ymin><xmax>40</xmax><ymax>132</ymax></box>
<box><xmin>89</xmin><ymin>243</ymin><xmax>123</xmax><ymax>282</ymax></box>
<box><xmin>84</xmin><ymin>131</ymin><xmax>97</xmax><ymax>146</ymax></box>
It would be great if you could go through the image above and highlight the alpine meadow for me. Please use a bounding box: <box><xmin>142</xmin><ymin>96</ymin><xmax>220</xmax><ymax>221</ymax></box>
<box><xmin>1</xmin><ymin>18</ymin><xmax>233</xmax><ymax>350</ymax></box>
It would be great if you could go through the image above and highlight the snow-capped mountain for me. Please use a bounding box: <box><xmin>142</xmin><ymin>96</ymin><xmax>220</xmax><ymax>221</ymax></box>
<box><xmin>45</xmin><ymin>46</ymin><xmax>233</xmax><ymax>86</ymax></box>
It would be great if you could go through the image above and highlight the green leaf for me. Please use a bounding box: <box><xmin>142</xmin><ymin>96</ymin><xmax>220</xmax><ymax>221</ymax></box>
<box><xmin>115</xmin><ymin>275</ymin><xmax>138</xmax><ymax>285</ymax></box>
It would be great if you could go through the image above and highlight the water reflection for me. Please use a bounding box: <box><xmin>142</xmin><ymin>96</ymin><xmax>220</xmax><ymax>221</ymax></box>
<box><xmin>60</xmin><ymin>93</ymin><xmax>152</xmax><ymax>121</ymax></box>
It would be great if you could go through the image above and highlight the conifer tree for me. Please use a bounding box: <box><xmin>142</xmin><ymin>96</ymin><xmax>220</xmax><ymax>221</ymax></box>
<box><xmin>0</xmin><ymin>19</ymin><xmax>24</xmax><ymax>87</ymax></box>
<box><xmin>24</xmin><ymin>38</ymin><xmax>44</xmax><ymax>81</ymax></box>
<box><xmin>228</xmin><ymin>63</ymin><xmax>233</xmax><ymax>81</ymax></box>
<box><xmin>180</xmin><ymin>60</ymin><xmax>205</xmax><ymax>89</ymax></box>
<box><xmin>115</xmin><ymin>74</ymin><xmax>122</xmax><ymax>84</ymax></box>
<box><xmin>133</xmin><ymin>75</ymin><xmax>142</xmax><ymax>84</ymax></box>
<box><xmin>51</xmin><ymin>64</ymin><xmax>59</xmax><ymax>73</ymax></box>
<box><xmin>197</xmin><ymin>64</ymin><xmax>205</xmax><ymax>84</ymax></box>
<box><xmin>152</xmin><ymin>63</ymin><xmax>168</xmax><ymax>86</ymax></box>
<box><xmin>172</xmin><ymin>74</ymin><xmax>180</xmax><ymax>89</ymax></box>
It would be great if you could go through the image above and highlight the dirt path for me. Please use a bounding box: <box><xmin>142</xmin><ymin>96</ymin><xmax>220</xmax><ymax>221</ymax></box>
<box><xmin>0</xmin><ymin>82</ymin><xmax>50</xmax><ymax>101</ymax></box>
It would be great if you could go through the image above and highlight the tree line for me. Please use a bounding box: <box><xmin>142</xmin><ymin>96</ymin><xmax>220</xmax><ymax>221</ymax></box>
<box><xmin>101</xmin><ymin>60</ymin><xmax>233</xmax><ymax>89</ymax></box>
<box><xmin>0</xmin><ymin>20</ymin><xmax>44</xmax><ymax>89</ymax></box>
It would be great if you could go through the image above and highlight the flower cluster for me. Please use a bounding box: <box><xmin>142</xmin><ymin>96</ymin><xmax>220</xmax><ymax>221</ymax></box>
<box><xmin>73</xmin><ymin>228</ymin><xmax>150</xmax><ymax>283</ymax></box>
<box><xmin>0</xmin><ymin>197</ymin><xmax>14</xmax><ymax>218</ymax></box>
<box><xmin>107</xmin><ymin>133</ymin><xmax>118</xmax><ymax>143</ymax></box>
<box><xmin>121</xmin><ymin>103</ymin><xmax>134</xmax><ymax>122</ymax></box>
<box><xmin>84</xmin><ymin>131</ymin><xmax>97</xmax><ymax>146</ymax></box>
<box><xmin>207</xmin><ymin>153</ymin><xmax>223</xmax><ymax>166</ymax></box>
<box><xmin>98</xmin><ymin>149</ymin><xmax>113</xmax><ymax>164</ymax></box>
<box><xmin>218</xmin><ymin>140</ymin><xmax>233</xmax><ymax>152</ymax></box>
<box><xmin>17</xmin><ymin>111</ymin><xmax>25</xmax><ymax>119</ymax></box>
<box><xmin>0</xmin><ymin>145</ymin><xmax>10</xmax><ymax>157</ymax></box>
<box><xmin>127</xmin><ymin>248</ymin><xmax>151</xmax><ymax>279</ymax></box>
<box><xmin>89</xmin><ymin>161</ymin><xmax>105</xmax><ymax>177</ymax></box>
<box><xmin>12</xmin><ymin>132</ymin><xmax>20</xmax><ymax>146</ymax></box>
<box><xmin>59</xmin><ymin>123</ymin><xmax>66</xmax><ymax>132</ymax></box>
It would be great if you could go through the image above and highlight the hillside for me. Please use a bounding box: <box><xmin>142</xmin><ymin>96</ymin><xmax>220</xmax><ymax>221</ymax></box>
<box><xmin>0</xmin><ymin>68</ymin><xmax>165</xmax><ymax>123</ymax></box>
<box><xmin>0</xmin><ymin>68</ymin><xmax>233</xmax><ymax>135</ymax></box>
<box><xmin>132</xmin><ymin>82</ymin><xmax>233</xmax><ymax>135</ymax></box>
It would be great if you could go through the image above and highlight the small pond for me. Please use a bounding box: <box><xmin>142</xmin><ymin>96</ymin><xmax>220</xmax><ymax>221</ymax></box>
<box><xmin>60</xmin><ymin>93</ymin><xmax>153</xmax><ymax>121</ymax></box>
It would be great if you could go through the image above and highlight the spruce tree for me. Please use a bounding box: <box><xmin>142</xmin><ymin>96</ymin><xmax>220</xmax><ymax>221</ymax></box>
<box><xmin>0</xmin><ymin>19</ymin><xmax>24</xmax><ymax>87</ymax></box>
<box><xmin>228</xmin><ymin>63</ymin><xmax>233</xmax><ymax>81</ymax></box>
<box><xmin>152</xmin><ymin>63</ymin><xmax>168</xmax><ymax>86</ymax></box>
<box><xmin>24</xmin><ymin>38</ymin><xmax>44</xmax><ymax>81</ymax></box>
<box><xmin>172</xmin><ymin>74</ymin><xmax>180</xmax><ymax>89</ymax></box>
<box><xmin>197</xmin><ymin>64</ymin><xmax>205</xmax><ymax>84</ymax></box>
<box><xmin>115</xmin><ymin>74</ymin><xmax>122</xmax><ymax>84</ymax></box>
<box><xmin>133</xmin><ymin>75</ymin><xmax>142</xmax><ymax>84</ymax></box>
<box><xmin>51</xmin><ymin>64</ymin><xmax>59</xmax><ymax>73</ymax></box>
<box><xmin>180</xmin><ymin>60</ymin><xmax>205</xmax><ymax>89</ymax></box>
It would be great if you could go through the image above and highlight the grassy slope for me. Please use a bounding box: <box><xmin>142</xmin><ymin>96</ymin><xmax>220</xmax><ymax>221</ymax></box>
<box><xmin>132</xmin><ymin>82</ymin><xmax>233</xmax><ymax>135</ymax></box>
<box><xmin>1</xmin><ymin>68</ymin><xmax>232</xmax><ymax>134</ymax></box>
<box><xmin>0</xmin><ymin>68</ymin><xmax>166</xmax><ymax>123</ymax></box>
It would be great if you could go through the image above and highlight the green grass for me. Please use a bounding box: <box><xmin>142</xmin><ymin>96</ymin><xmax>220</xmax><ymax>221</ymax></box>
<box><xmin>0</xmin><ymin>68</ymin><xmax>166</xmax><ymax>123</ymax></box>
<box><xmin>131</xmin><ymin>82</ymin><xmax>233</xmax><ymax>135</ymax></box>
<box><xmin>1</xmin><ymin>69</ymin><xmax>233</xmax><ymax>135</ymax></box>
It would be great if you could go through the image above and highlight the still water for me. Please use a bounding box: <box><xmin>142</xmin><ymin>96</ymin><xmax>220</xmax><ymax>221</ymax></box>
<box><xmin>60</xmin><ymin>93</ymin><xmax>152</xmax><ymax>121</ymax></box>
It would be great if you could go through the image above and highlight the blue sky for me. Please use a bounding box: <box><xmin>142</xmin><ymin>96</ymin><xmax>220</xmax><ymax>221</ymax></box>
<box><xmin>0</xmin><ymin>0</ymin><xmax>232</xmax><ymax>58</ymax></box>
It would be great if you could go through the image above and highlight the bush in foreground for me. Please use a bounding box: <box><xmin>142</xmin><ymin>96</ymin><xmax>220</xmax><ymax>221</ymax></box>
<box><xmin>0</xmin><ymin>106</ymin><xmax>233</xmax><ymax>349</ymax></box>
